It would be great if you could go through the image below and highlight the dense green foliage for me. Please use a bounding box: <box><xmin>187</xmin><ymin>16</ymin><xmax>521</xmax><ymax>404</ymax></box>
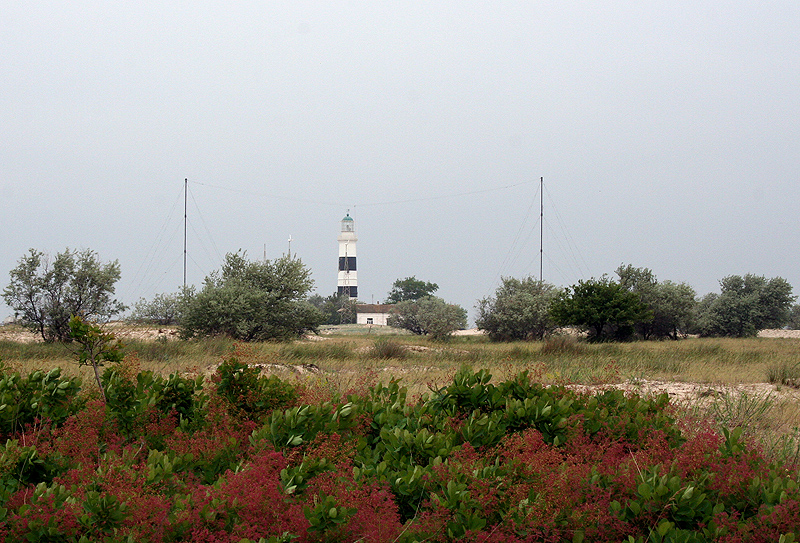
<box><xmin>127</xmin><ymin>288</ymin><xmax>193</xmax><ymax>325</ymax></box>
<box><xmin>789</xmin><ymin>304</ymin><xmax>800</xmax><ymax>330</ymax></box>
<box><xmin>476</xmin><ymin>277</ymin><xmax>560</xmax><ymax>341</ymax></box>
<box><xmin>0</xmin><ymin>366</ymin><xmax>83</xmax><ymax>436</ymax></box>
<box><xmin>214</xmin><ymin>356</ymin><xmax>299</xmax><ymax>421</ymax></box>
<box><xmin>386</xmin><ymin>276</ymin><xmax>440</xmax><ymax>303</ymax></box>
<box><xmin>550</xmin><ymin>276</ymin><xmax>653</xmax><ymax>341</ymax></box>
<box><xmin>387</xmin><ymin>296</ymin><xmax>468</xmax><ymax>339</ymax></box>
<box><xmin>180</xmin><ymin>252</ymin><xmax>323</xmax><ymax>341</ymax></box>
<box><xmin>306</xmin><ymin>292</ymin><xmax>357</xmax><ymax>325</ymax></box>
<box><xmin>616</xmin><ymin>264</ymin><xmax>698</xmax><ymax>340</ymax></box>
<box><xmin>3</xmin><ymin>248</ymin><xmax>125</xmax><ymax>342</ymax></box>
<box><xmin>0</xmin><ymin>363</ymin><xmax>798</xmax><ymax>542</ymax></box>
<box><xmin>697</xmin><ymin>274</ymin><xmax>795</xmax><ymax>337</ymax></box>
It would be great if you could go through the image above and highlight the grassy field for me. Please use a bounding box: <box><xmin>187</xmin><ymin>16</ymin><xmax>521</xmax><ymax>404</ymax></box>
<box><xmin>3</xmin><ymin>323</ymin><xmax>799</xmax><ymax>384</ymax></box>
<box><xmin>3</xmin><ymin>322</ymin><xmax>800</xmax><ymax>465</ymax></box>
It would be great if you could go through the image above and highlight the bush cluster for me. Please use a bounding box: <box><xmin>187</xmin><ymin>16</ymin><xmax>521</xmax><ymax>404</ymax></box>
<box><xmin>478</xmin><ymin>268</ymin><xmax>796</xmax><ymax>342</ymax></box>
<box><xmin>0</xmin><ymin>365</ymin><xmax>798</xmax><ymax>542</ymax></box>
<box><xmin>388</xmin><ymin>296</ymin><xmax>468</xmax><ymax>339</ymax></box>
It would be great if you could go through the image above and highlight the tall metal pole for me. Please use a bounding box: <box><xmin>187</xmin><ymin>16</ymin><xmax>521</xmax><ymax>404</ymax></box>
<box><xmin>539</xmin><ymin>177</ymin><xmax>543</xmax><ymax>283</ymax></box>
<box><xmin>183</xmin><ymin>178</ymin><xmax>187</xmax><ymax>289</ymax></box>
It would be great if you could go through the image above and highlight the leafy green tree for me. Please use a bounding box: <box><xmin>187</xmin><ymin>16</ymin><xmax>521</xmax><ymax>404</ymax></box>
<box><xmin>696</xmin><ymin>274</ymin><xmax>795</xmax><ymax>337</ymax></box>
<box><xmin>127</xmin><ymin>287</ymin><xmax>194</xmax><ymax>325</ymax></box>
<box><xmin>386</xmin><ymin>276</ymin><xmax>439</xmax><ymax>304</ymax></box>
<box><xmin>476</xmin><ymin>277</ymin><xmax>559</xmax><ymax>341</ymax></box>
<box><xmin>788</xmin><ymin>304</ymin><xmax>800</xmax><ymax>330</ymax></box>
<box><xmin>307</xmin><ymin>292</ymin><xmax>357</xmax><ymax>325</ymax></box>
<box><xmin>616</xmin><ymin>264</ymin><xmax>697</xmax><ymax>340</ymax></box>
<box><xmin>388</xmin><ymin>296</ymin><xmax>467</xmax><ymax>339</ymax></box>
<box><xmin>180</xmin><ymin>252</ymin><xmax>323</xmax><ymax>341</ymax></box>
<box><xmin>69</xmin><ymin>315</ymin><xmax>124</xmax><ymax>402</ymax></box>
<box><xmin>3</xmin><ymin>248</ymin><xmax>125</xmax><ymax>342</ymax></box>
<box><xmin>649</xmin><ymin>281</ymin><xmax>698</xmax><ymax>339</ymax></box>
<box><xmin>550</xmin><ymin>276</ymin><xmax>652</xmax><ymax>341</ymax></box>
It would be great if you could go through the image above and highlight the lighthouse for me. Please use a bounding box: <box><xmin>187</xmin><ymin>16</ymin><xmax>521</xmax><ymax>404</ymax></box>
<box><xmin>337</xmin><ymin>212</ymin><xmax>358</xmax><ymax>299</ymax></box>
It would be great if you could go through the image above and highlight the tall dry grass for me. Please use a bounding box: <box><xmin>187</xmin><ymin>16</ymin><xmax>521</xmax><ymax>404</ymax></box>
<box><xmin>3</xmin><ymin>324</ymin><xmax>800</xmax><ymax>384</ymax></box>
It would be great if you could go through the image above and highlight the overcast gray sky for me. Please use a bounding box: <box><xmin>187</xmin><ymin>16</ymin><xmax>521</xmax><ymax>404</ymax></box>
<box><xmin>3</xmin><ymin>1</ymin><xmax>799</xmax><ymax>323</ymax></box>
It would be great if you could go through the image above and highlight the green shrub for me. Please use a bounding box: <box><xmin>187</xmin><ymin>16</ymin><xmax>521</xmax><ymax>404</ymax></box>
<box><xmin>261</xmin><ymin>400</ymin><xmax>361</xmax><ymax>452</ymax></box>
<box><xmin>101</xmin><ymin>365</ymin><xmax>147</xmax><ymax>434</ymax></box>
<box><xmin>215</xmin><ymin>357</ymin><xmax>298</xmax><ymax>421</ymax></box>
<box><xmin>151</xmin><ymin>372</ymin><xmax>205</xmax><ymax>421</ymax></box>
<box><xmin>179</xmin><ymin>252</ymin><xmax>322</xmax><ymax>341</ymax></box>
<box><xmin>387</xmin><ymin>296</ymin><xmax>468</xmax><ymax>339</ymax></box>
<box><xmin>476</xmin><ymin>276</ymin><xmax>559</xmax><ymax>341</ymax></box>
<box><xmin>0</xmin><ymin>367</ymin><xmax>82</xmax><ymax>437</ymax></box>
<box><xmin>696</xmin><ymin>274</ymin><xmax>795</xmax><ymax>337</ymax></box>
<box><xmin>101</xmin><ymin>365</ymin><xmax>206</xmax><ymax>436</ymax></box>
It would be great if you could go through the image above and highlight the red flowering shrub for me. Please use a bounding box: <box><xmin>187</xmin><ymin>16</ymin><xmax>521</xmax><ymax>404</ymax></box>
<box><xmin>4</xmin><ymin>484</ymin><xmax>82</xmax><ymax>541</ymax></box>
<box><xmin>182</xmin><ymin>451</ymin><xmax>307</xmax><ymax>542</ymax></box>
<box><xmin>165</xmin><ymin>396</ymin><xmax>257</xmax><ymax>484</ymax></box>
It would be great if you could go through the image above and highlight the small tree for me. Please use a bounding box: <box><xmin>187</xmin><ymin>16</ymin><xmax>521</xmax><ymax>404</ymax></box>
<box><xmin>697</xmin><ymin>274</ymin><xmax>795</xmax><ymax>337</ymax></box>
<box><xmin>127</xmin><ymin>287</ymin><xmax>193</xmax><ymax>325</ymax></box>
<box><xmin>180</xmin><ymin>252</ymin><xmax>323</xmax><ymax>341</ymax></box>
<box><xmin>386</xmin><ymin>276</ymin><xmax>439</xmax><ymax>304</ymax></box>
<box><xmin>69</xmin><ymin>315</ymin><xmax>124</xmax><ymax>401</ymax></box>
<box><xmin>388</xmin><ymin>296</ymin><xmax>467</xmax><ymax>339</ymax></box>
<box><xmin>307</xmin><ymin>292</ymin><xmax>357</xmax><ymax>325</ymax></box>
<box><xmin>648</xmin><ymin>281</ymin><xmax>698</xmax><ymax>339</ymax></box>
<box><xmin>788</xmin><ymin>304</ymin><xmax>800</xmax><ymax>330</ymax></box>
<box><xmin>550</xmin><ymin>276</ymin><xmax>652</xmax><ymax>341</ymax></box>
<box><xmin>3</xmin><ymin>248</ymin><xmax>126</xmax><ymax>342</ymax></box>
<box><xmin>476</xmin><ymin>277</ymin><xmax>559</xmax><ymax>341</ymax></box>
<box><xmin>616</xmin><ymin>264</ymin><xmax>697</xmax><ymax>340</ymax></box>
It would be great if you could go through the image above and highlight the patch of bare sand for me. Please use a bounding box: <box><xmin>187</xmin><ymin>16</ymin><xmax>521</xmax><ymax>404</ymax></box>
<box><xmin>569</xmin><ymin>379</ymin><xmax>800</xmax><ymax>408</ymax></box>
<box><xmin>106</xmin><ymin>323</ymin><xmax>179</xmax><ymax>342</ymax></box>
<box><xmin>453</xmin><ymin>328</ymin><xmax>484</xmax><ymax>336</ymax></box>
<box><xmin>758</xmin><ymin>329</ymin><xmax>800</xmax><ymax>339</ymax></box>
<box><xmin>0</xmin><ymin>322</ymin><xmax>180</xmax><ymax>343</ymax></box>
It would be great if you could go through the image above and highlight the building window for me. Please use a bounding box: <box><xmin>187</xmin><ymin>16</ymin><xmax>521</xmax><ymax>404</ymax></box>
<box><xmin>366</xmin><ymin>317</ymin><xmax>374</xmax><ymax>324</ymax></box>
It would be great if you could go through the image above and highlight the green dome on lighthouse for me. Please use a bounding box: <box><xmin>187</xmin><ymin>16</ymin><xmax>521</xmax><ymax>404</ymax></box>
<box><xmin>340</xmin><ymin>212</ymin><xmax>355</xmax><ymax>233</ymax></box>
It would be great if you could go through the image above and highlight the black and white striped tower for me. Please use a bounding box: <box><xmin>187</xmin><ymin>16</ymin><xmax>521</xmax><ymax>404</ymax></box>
<box><xmin>337</xmin><ymin>212</ymin><xmax>358</xmax><ymax>299</ymax></box>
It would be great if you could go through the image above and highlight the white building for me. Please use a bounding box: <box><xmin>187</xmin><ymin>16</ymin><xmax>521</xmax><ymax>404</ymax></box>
<box><xmin>337</xmin><ymin>213</ymin><xmax>358</xmax><ymax>299</ymax></box>
<box><xmin>356</xmin><ymin>304</ymin><xmax>393</xmax><ymax>326</ymax></box>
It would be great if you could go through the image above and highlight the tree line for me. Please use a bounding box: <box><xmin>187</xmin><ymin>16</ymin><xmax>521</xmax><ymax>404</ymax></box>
<box><xmin>3</xmin><ymin>247</ymin><xmax>797</xmax><ymax>343</ymax></box>
<box><xmin>477</xmin><ymin>265</ymin><xmax>796</xmax><ymax>341</ymax></box>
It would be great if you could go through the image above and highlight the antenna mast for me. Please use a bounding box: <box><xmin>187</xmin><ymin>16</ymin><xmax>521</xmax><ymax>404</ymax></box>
<box><xmin>183</xmin><ymin>178</ymin><xmax>187</xmax><ymax>289</ymax></box>
<box><xmin>539</xmin><ymin>177</ymin><xmax>543</xmax><ymax>283</ymax></box>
